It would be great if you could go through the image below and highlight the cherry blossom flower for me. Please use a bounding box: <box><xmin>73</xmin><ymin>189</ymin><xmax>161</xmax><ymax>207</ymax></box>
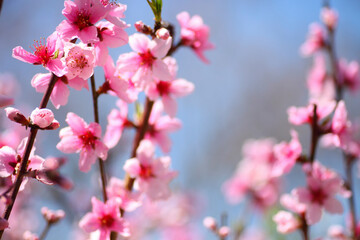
<box><xmin>273</xmin><ymin>211</ymin><xmax>301</xmax><ymax>234</ymax></box>
<box><xmin>222</xmin><ymin>139</ymin><xmax>280</xmax><ymax>210</ymax></box>
<box><xmin>123</xmin><ymin>140</ymin><xmax>177</xmax><ymax>200</ymax></box>
<box><xmin>203</xmin><ymin>217</ymin><xmax>217</xmax><ymax>231</ymax></box>
<box><xmin>116</xmin><ymin>33</ymin><xmax>172</xmax><ymax>88</ymax></box>
<box><xmin>145</xmin><ymin>57</ymin><xmax>195</xmax><ymax>117</ymax></box>
<box><xmin>272</xmin><ymin>130</ymin><xmax>302</xmax><ymax>177</ymax></box>
<box><xmin>79</xmin><ymin>197</ymin><xmax>130</xmax><ymax>240</ymax></box>
<box><xmin>57</xmin><ymin>0</ymin><xmax>108</xmax><ymax>43</ymax></box>
<box><xmin>12</xmin><ymin>32</ymin><xmax>66</xmax><ymax>77</ymax></box>
<box><xmin>106</xmin><ymin>177</ymin><xmax>141</xmax><ymax>212</ymax></box>
<box><xmin>307</xmin><ymin>54</ymin><xmax>328</xmax><ymax>96</ymax></box>
<box><xmin>5</xmin><ymin>107</ymin><xmax>29</xmax><ymax>126</ymax></box>
<box><xmin>41</xmin><ymin>207</ymin><xmax>65</xmax><ymax>224</ymax></box>
<box><xmin>145</xmin><ymin>101</ymin><xmax>182</xmax><ymax>153</ymax></box>
<box><xmin>103</xmin><ymin>100</ymin><xmax>129</xmax><ymax>149</ymax></box>
<box><xmin>63</xmin><ymin>42</ymin><xmax>95</xmax><ymax>82</ymax></box>
<box><xmin>300</xmin><ymin>23</ymin><xmax>326</xmax><ymax>56</ymax></box>
<box><xmin>293</xmin><ymin>162</ymin><xmax>349</xmax><ymax>225</ymax></box>
<box><xmin>177</xmin><ymin>11</ymin><xmax>214</xmax><ymax>63</ymax></box>
<box><xmin>56</xmin><ymin>112</ymin><xmax>108</xmax><ymax>172</ymax></box>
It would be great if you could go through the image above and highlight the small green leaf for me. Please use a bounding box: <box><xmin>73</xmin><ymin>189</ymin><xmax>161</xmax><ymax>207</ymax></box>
<box><xmin>53</xmin><ymin>49</ymin><xmax>59</xmax><ymax>59</ymax></box>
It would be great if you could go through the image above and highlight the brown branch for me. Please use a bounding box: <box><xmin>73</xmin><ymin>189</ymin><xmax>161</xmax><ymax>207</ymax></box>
<box><xmin>90</xmin><ymin>75</ymin><xmax>108</xmax><ymax>202</ymax></box>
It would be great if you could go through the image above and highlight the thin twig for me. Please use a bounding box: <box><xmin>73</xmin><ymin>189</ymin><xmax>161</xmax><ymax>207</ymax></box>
<box><xmin>39</xmin><ymin>222</ymin><xmax>51</xmax><ymax>240</ymax></box>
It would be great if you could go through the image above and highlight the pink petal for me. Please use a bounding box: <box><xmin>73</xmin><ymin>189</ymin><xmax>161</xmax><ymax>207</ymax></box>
<box><xmin>162</xmin><ymin>95</ymin><xmax>177</xmax><ymax>118</ymax></box>
<box><xmin>46</xmin><ymin>59</ymin><xmax>67</xmax><ymax>77</ymax></box>
<box><xmin>155</xmin><ymin>116</ymin><xmax>182</xmax><ymax>132</ymax></box>
<box><xmin>51</xmin><ymin>81</ymin><xmax>70</xmax><ymax>109</ymax></box>
<box><xmin>129</xmin><ymin>33</ymin><xmax>150</xmax><ymax>53</ymax></box>
<box><xmin>0</xmin><ymin>146</ymin><xmax>16</xmax><ymax>177</ymax></box>
<box><xmin>123</xmin><ymin>158</ymin><xmax>141</xmax><ymax>177</ymax></box>
<box><xmin>95</xmin><ymin>140</ymin><xmax>108</xmax><ymax>160</ymax></box>
<box><xmin>170</xmin><ymin>78</ymin><xmax>195</xmax><ymax>97</ymax></box>
<box><xmin>78</xmin><ymin>26</ymin><xmax>99</xmax><ymax>44</ymax></box>
<box><xmin>152</xmin><ymin>59</ymin><xmax>172</xmax><ymax>81</ymax></box>
<box><xmin>306</xmin><ymin>203</ymin><xmax>322</xmax><ymax>225</ymax></box>
<box><xmin>324</xmin><ymin>197</ymin><xmax>343</xmax><ymax>214</ymax></box>
<box><xmin>79</xmin><ymin>213</ymin><xmax>100</xmax><ymax>232</ymax></box>
<box><xmin>56</xmin><ymin>20</ymin><xmax>79</xmax><ymax>41</ymax></box>
<box><xmin>150</xmin><ymin>37</ymin><xmax>172</xmax><ymax>59</ymax></box>
<box><xmin>12</xmin><ymin>46</ymin><xmax>38</xmax><ymax>64</ymax></box>
<box><xmin>79</xmin><ymin>147</ymin><xmax>97</xmax><ymax>172</ymax></box>
<box><xmin>68</xmin><ymin>76</ymin><xmax>89</xmax><ymax>90</ymax></box>
<box><xmin>66</xmin><ymin>112</ymin><xmax>87</xmax><ymax>135</ymax></box>
<box><xmin>104</xmin><ymin>124</ymin><xmax>123</xmax><ymax>149</ymax></box>
<box><xmin>31</xmin><ymin>73</ymin><xmax>51</xmax><ymax>93</ymax></box>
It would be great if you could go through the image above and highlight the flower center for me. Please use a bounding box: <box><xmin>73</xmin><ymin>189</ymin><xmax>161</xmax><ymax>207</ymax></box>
<box><xmin>139</xmin><ymin>164</ymin><xmax>155</xmax><ymax>179</ymax></box>
<box><xmin>31</xmin><ymin>39</ymin><xmax>52</xmax><ymax>65</ymax></box>
<box><xmin>100</xmin><ymin>214</ymin><xmax>114</xmax><ymax>228</ymax></box>
<box><xmin>74</xmin><ymin>11</ymin><xmax>92</xmax><ymax>30</ymax></box>
<box><xmin>67</xmin><ymin>51</ymin><xmax>89</xmax><ymax>70</ymax></box>
<box><xmin>311</xmin><ymin>188</ymin><xmax>328</xmax><ymax>205</ymax></box>
<box><xmin>139</xmin><ymin>50</ymin><xmax>155</xmax><ymax>67</ymax></box>
<box><xmin>79</xmin><ymin>131</ymin><xmax>98</xmax><ymax>149</ymax></box>
<box><xmin>156</xmin><ymin>81</ymin><xmax>171</xmax><ymax>95</ymax></box>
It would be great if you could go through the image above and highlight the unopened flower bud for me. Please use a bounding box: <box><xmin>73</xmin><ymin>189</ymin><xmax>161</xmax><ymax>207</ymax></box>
<box><xmin>134</xmin><ymin>21</ymin><xmax>152</xmax><ymax>35</ymax></box>
<box><xmin>41</xmin><ymin>207</ymin><xmax>65</xmax><ymax>224</ymax></box>
<box><xmin>23</xmin><ymin>231</ymin><xmax>39</xmax><ymax>240</ymax></box>
<box><xmin>156</xmin><ymin>28</ymin><xmax>170</xmax><ymax>40</ymax></box>
<box><xmin>5</xmin><ymin>107</ymin><xmax>29</xmax><ymax>126</ymax></box>
<box><xmin>203</xmin><ymin>216</ymin><xmax>217</xmax><ymax>231</ymax></box>
<box><xmin>218</xmin><ymin>226</ymin><xmax>230</xmax><ymax>238</ymax></box>
<box><xmin>321</xmin><ymin>8</ymin><xmax>338</xmax><ymax>30</ymax></box>
<box><xmin>30</xmin><ymin>108</ymin><xmax>55</xmax><ymax>128</ymax></box>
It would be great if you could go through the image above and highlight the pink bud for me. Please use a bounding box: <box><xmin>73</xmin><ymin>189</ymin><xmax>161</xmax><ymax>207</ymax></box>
<box><xmin>0</xmin><ymin>95</ymin><xmax>13</xmax><ymax>108</ymax></box>
<box><xmin>156</xmin><ymin>28</ymin><xmax>170</xmax><ymax>40</ymax></box>
<box><xmin>134</xmin><ymin>20</ymin><xmax>152</xmax><ymax>35</ymax></box>
<box><xmin>203</xmin><ymin>216</ymin><xmax>217</xmax><ymax>231</ymax></box>
<box><xmin>30</xmin><ymin>108</ymin><xmax>55</xmax><ymax>128</ymax></box>
<box><xmin>321</xmin><ymin>8</ymin><xmax>338</xmax><ymax>30</ymax></box>
<box><xmin>41</xmin><ymin>207</ymin><xmax>65</xmax><ymax>224</ymax></box>
<box><xmin>23</xmin><ymin>231</ymin><xmax>39</xmax><ymax>240</ymax></box>
<box><xmin>5</xmin><ymin>107</ymin><xmax>29</xmax><ymax>126</ymax></box>
<box><xmin>218</xmin><ymin>226</ymin><xmax>230</xmax><ymax>238</ymax></box>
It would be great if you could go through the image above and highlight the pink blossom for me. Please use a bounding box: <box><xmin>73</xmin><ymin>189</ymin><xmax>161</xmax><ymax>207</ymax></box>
<box><xmin>30</xmin><ymin>108</ymin><xmax>57</xmax><ymax>129</ymax></box>
<box><xmin>321</xmin><ymin>8</ymin><xmax>338</xmax><ymax>30</ymax></box>
<box><xmin>293</xmin><ymin>162</ymin><xmax>348</xmax><ymax>225</ymax></box>
<box><xmin>116</xmin><ymin>33</ymin><xmax>173</xmax><ymax>88</ymax></box>
<box><xmin>23</xmin><ymin>231</ymin><xmax>39</xmax><ymax>240</ymax></box>
<box><xmin>176</xmin><ymin>11</ymin><xmax>214</xmax><ymax>63</ymax></box>
<box><xmin>12</xmin><ymin>32</ymin><xmax>66</xmax><ymax>77</ymax></box>
<box><xmin>57</xmin><ymin>0</ymin><xmax>108</xmax><ymax>43</ymax></box>
<box><xmin>338</xmin><ymin>59</ymin><xmax>360</xmax><ymax>92</ymax></box>
<box><xmin>123</xmin><ymin>140</ymin><xmax>177</xmax><ymax>200</ymax></box>
<box><xmin>79</xmin><ymin>197</ymin><xmax>130</xmax><ymax>239</ymax></box>
<box><xmin>272</xmin><ymin>130</ymin><xmax>302</xmax><ymax>177</ymax></box>
<box><xmin>63</xmin><ymin>42</ymin><xmax>95</xmax><ymax>81</ymax></box>
<box><xmin>0</xmin><ymin>96</ymin><xmax>13</xmax><ymax>108</ymax></box>
<box><xmin>273</xmin><ymin>211</ymin><xmax>301</xmax><ymax>234</ymax></box>
<box><xmin>56</xmin><ymin>112</ymin><xmax>108</xmax><ymax>172</ymax></box>
<box><xmin>107</xmin><ymin>177</ymin><xmax>141</xmax><ymax>212</ymax></box>
<box><xmin>287</xmin><ymin>100</ymin><xmax>336</xmax><ymax>125</ymax></box>
<box><xmin>146</xmin><ymin>57</ymin><xmax>195</xmax><ymax>117</ymax></box>
<box><xmin>218</xmin><ymin>226</ymin><xmax>230</xmax><ymax>238</ymax></box>
<box><xmin>94</xmin><ymin>21</ymin><xmax>128</xmax><ymax>66</ymax></box>
<box><xmin>103</xmin><ymin>100</ymin><xmax>129</xmax><ymax>149</ymax></box>
<box><xmin>145</xmin><ymin>101</ymin><xmax>182</xmax><ymax>153</ymax></box>
<box><xmin>327</xmin><ymin>225</ymin><xmax>348</xmax><ymax>240</ymax></box>
<box><xmin>300</xmin><ymin>23</ymin><xmax>326</xmax><ymax>56</ymax></box>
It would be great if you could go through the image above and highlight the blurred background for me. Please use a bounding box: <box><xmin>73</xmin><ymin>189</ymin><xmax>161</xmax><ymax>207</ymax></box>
<box><xmin>1</xmin><ymin>0</ymin><xmax>360</xmax><ymax>239</ymax></box>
